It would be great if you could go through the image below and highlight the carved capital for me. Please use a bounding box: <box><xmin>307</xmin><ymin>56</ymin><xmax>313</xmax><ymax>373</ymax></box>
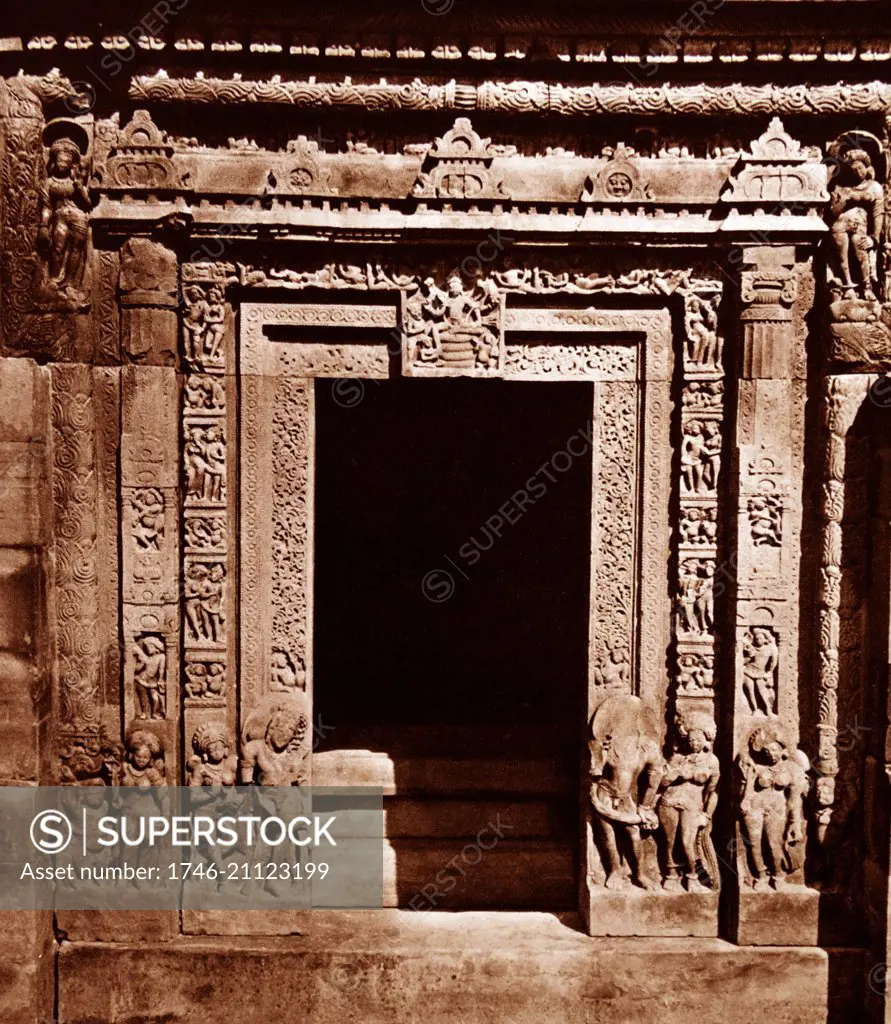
<box><xmin>737</xmin><ymin>246</ymin><xmax>798</xmax><ymax>378</ymax></box>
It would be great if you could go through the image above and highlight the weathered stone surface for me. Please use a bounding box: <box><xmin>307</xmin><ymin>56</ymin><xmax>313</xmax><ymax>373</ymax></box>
<box><xmin>4</xmin><ymin>8</ymin><xmax>891</xmax><ymax>1018</ymax></box>
<box><xmin>58</xmin><ymin>913</ymin><xmax>833</xmax><ymax>1024</ymax></box>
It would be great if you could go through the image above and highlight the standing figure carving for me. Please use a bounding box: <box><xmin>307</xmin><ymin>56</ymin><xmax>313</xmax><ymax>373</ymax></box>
<box><xmin>828</xmin><ymin>148</ymin><xmax>884</xmax><ymax>301</ymax></box>
<box><xmin>133</xmin><ymin>635</ymin><xmax>167</xmax><ymax>719</ymax></box>
<box><xmin>658</xmin><ymin>712</ymin><xmax>720</xmax><ymax>893</ymax></box>
<box><xmin>738</xmin><ymin>724</ymin><xmax>809</xmax><ymax>891</ymax></box>
<box><xmin>589</xmin><ymin>695</ymin><xmax>663</xmax><ymax>891</ymax></box>
<box><xmin>37</xmin><ymin>121</ymin><xmax>92</xmax><ymax>309</ymax></box>
<box><xmin>742</xmin><ymin>627</ymin><xmax>779</xmax><ymax>716</ymax></box>
<box><xmin>685</xmin><ymin>296</ymin><xmax>721</xmax><ymax>370</ymax></box>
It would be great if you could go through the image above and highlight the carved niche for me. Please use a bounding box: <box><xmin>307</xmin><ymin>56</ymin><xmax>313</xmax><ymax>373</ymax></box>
<box><xmin>99</xmin><ymin>109</ymin><xmax>184</xmax><ymax>192</ymax></box>
<box><xmin>581</xmin><ymin>144</ymin><xmax>652</xmax><ymax>203</ymax></box>
<box><xmin>35</xmin><ymin>119</ymin><xmax>92</xmax><ymax>312</ymax></box>
<box><xmin>412</xmin><ymin>118</ymin><xmax>510</xmax><ymax>201</ymax></box>
<box><xmin>721</xmin><ymin>117</ymin><xmax>828</xmax><ymax>207</ymax></box>
<box><xmin>265</xmin><ymin>136</ymin><xmax>331</xmax><ymax>196</ymax></box>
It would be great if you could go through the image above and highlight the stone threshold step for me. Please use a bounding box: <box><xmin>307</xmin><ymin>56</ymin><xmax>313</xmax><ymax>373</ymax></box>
<box><xmin>57</xmin><ymin>912</ymin><xmax>857</xmax><ymax>1024</ymax></box>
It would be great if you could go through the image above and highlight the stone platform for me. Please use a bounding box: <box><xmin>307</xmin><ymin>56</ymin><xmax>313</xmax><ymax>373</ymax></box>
<box><xmin>57</xmin><ymin>911</ymin><xmax>853</xmax><ymax>1024</ymax></box>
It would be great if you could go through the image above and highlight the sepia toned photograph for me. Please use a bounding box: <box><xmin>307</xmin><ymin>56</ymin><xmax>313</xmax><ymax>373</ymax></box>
<box><xmin>0</xmin><ymin>0</ymin><xmax>889</xmax><ymax>1020</ymax></box>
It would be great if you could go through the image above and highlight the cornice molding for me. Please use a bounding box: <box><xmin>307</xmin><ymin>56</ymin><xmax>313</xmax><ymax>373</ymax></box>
<box><xmin>130</xmin><ymin>75</ymin><xmax>891</xmax><ymax>115</ymax></box>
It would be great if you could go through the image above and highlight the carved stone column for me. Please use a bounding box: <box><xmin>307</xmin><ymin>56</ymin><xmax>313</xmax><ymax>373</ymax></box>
<box><xmin>728</xmin><ymin>244</ymin><xmax>817</xmax><ymax>944</ymax></box>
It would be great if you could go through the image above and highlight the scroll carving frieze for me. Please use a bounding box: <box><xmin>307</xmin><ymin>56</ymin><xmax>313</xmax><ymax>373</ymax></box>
<box><xmin>131</xmin><ymin>75</ymin><xmax>891</xmax><ymax>118</ymax></box>
<box><xmin>590</xmin><ymin>382</ymin><xmax>638</xmax><ymax>695</ymax></box>
<box><xmin>815</xmin><ymin>374</ymin><xmax>873</xmax><ymax>838</ymax></box>
<box><xmin>51</xmin><ymin>365</ymin><xmax>101</xmax><ymax>740</ymax></box>
<box><xmin>270</xmin><ymin>379</ymin><xmax>312</xmax><ymax>695</ymax></box>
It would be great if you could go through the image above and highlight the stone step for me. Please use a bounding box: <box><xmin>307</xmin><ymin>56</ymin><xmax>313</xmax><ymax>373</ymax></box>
<box><xmin>380</xmin><ymin>838</ymin><xmax>575</xmax><ymax>909</ymax></box>
<box><xmin>312</xmin><ymin>749</ymin><xmax>573</xmax><ymax>795</ymax></box>
<box><xmin>58</xmin><ymin>911</ymin><xmax>840</xmax><ymax>1024</ymax></box>
<box><xmin>381</xmin><ymin>797</ymin><xmax>572</xmax><ymax>839</ymax></box>
<box><xmin>313</xmin><ymin>723</ymin><xmax>574</xmax><ymax>758</ymax></box>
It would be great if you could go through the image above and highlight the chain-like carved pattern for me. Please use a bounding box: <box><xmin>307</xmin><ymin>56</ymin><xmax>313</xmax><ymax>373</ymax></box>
<box><xmin>590</xmin><ymin>381</ymin><xmax>638</xmax><ymax>690</ymax></box>
<box><xmin>270</xmin><ymin>378</ymin><xmax>311</xmax><ymax>694</ymax></box>
<box><xmin>815</xmin><ymin>374</ymin><xmax>873</xmax><ymax>838</ymax></box>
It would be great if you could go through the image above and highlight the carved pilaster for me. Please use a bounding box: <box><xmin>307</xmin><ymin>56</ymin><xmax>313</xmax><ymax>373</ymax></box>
<box><xmin>729</xmin><ymin>245</ymin><xmax>817</xmax><ymax>944</ymax></box>
<box><xmin>50</xmin><ymin>364</ymin><xmax>102</xmax><ymax>766</ymax></box>
<box><xmin>181</xmin><ymin>263</ymin><xmax>237</xmax><ymax>760</ymax></box>
<box><xmin>815</xmin><ymin>374</ymin><xmax>874</xmax><ymax>837</ymax></box>
<box><xmin>120</xmin><ymin>239</ymin><xmax>178</xmax><ymax>364</ymax></box>
<box><xmin>672</xmin><ymin>284</ymin><xmax>724</xmax><ymax>737</ymax></box>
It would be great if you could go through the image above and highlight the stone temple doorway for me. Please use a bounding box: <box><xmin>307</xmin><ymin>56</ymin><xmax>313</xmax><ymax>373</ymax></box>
<box><xmin>313</xmin><ymin>377</ymin><xmax>592</xmax><ymax>908</ymax></box>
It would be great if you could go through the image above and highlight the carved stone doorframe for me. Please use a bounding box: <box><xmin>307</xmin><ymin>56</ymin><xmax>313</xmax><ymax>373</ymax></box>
<box><xmin>237</xmin><ymin>291</ymin><xmax>677</xmax><ymax>931</ymax></box>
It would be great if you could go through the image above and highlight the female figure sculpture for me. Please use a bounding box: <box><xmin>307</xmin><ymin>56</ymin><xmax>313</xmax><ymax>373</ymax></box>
<box><xmin>37</xmin><ymin>121</ymin><xmax>91</xmax><ymax>307</ymax></box>
<box><xmin>658</xmin><ymin>712</ymin><xmax>720</xmax><ymax>893</ymax></box>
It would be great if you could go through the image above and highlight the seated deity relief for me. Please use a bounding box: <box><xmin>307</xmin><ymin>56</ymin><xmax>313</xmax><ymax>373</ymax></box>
<box><xmin>403</xmin><ymin>273</ymin><xmax>502</xmax><ymax>374</ymax></box>
<box><xmin>589</xmin><ymin>697</ymin><xmax>722</xmax><ymax>896</ymax></box>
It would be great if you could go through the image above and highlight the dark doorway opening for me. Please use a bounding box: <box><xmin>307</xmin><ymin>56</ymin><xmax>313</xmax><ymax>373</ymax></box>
<box><xmin>314</xmin><ymin>377</ymin><xmax>592</xmax><ymax>909</ymax></box>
